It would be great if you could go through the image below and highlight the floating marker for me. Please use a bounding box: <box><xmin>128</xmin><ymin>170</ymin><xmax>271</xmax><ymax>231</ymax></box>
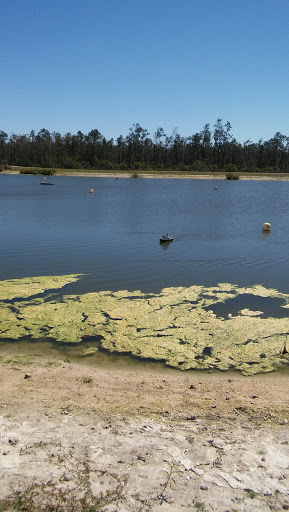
<box><xmin>262</xmin><ymin>222</ymin><xmax>271</xmax><ymax>232</ymax></box>
<box><xmin>90</xmin><ymin>188</ymin><xmax>94</xmax><ymax>193</ymax></box>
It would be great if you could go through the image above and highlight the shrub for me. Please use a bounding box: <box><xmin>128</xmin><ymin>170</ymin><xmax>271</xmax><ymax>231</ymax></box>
<box><xmin>226</xmin><ymin>172</ymin><xmax>240</xmax><ymax>180</ymax></box>
<box><xmin>191</xmin><ymin>160</ymin><xmax>206</xmax><ymax>172</ymax></box>
<box><xmin>20</xmin><ymin>168</ymin><xmax>55</xmax><ymax>175</ymax></box>
<box><xmin>223</xmin><ymin>163</ymin><xmax>238</xmax><ymax>173</ymax></box>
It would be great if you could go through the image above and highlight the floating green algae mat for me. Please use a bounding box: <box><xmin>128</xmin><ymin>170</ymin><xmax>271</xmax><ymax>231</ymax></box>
<box><xmin>1</xmin><ymin>275</ymin><xmax>289</xmax><ymax>375</ymax></box>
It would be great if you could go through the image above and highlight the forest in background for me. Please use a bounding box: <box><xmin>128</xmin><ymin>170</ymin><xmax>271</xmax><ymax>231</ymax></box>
<box><xmin>1</xmin><ymin>119</ymin><xmax>289</xmax><ymax>173</ymax></box>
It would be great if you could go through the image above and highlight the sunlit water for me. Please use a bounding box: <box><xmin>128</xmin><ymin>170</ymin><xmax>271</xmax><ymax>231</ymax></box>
<box><xmin>1</xmin><ymin>174</ymin><xmax>289</xmax><ymax>369</ymax></box>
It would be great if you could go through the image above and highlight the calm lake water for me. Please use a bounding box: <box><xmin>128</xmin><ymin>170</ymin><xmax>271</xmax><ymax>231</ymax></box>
<box><xmin>1</xmin><ymin>174</ymin><xmax>289</xmax><ymax>296</ymax></box>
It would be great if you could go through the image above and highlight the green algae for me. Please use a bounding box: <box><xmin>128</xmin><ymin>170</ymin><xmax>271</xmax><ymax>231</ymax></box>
<box><xmin>0</xmin><ymin>274</ymin><xmax>81</xmax><ymax>300</ymax></box>
<box><xmin>0</xmin><ymin>275</ymin><xmax>289</xmax><ymax>374</ymax></box>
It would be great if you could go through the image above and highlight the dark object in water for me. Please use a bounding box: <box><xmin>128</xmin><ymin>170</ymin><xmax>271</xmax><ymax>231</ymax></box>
<box><xmin>160</xmin><ymin>233</ymin><xmax>173</xmax><ymax>243</ymax></box>
<box><xmin>40</xmin><ymin>182</ymin><xmax>54</xmax><ymax>185</ymax></box>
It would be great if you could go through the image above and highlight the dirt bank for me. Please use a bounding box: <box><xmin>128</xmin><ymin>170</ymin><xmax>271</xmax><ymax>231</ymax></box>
<box><xmin>0</xmin><ymin>360</ymin><xmax>288</xmax><ymax>511</ymax></box>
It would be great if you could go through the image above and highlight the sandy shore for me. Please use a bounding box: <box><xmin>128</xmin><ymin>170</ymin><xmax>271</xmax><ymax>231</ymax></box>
<box><xmin>3</xmin><ymin>169</ymin><xmax>289</xmax><ymax>180</ymax></box>
<box><xmin>1</xmin><ymin>359</ymin><xmax>289</xmax><ymax>511</ymax></box>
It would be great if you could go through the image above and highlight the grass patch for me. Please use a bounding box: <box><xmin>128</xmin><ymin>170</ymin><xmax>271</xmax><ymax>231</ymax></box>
<box><xmin>245</xmin><ymin>488</ymin><xmax>258</xmax><ymax>499</ymax></box>
<box><xmin>193</xmin><ymin>501</ymin><xmax>206</xmax><ymax>511</ymax></box>
<box><xmin>0</xmin><ymin>354</ymin><xmax>32</xmax><ymax>366</ymax></box>
<box><xmin>81</xmin><ymin>376</ymin><xmax>93</xmax><ymax>384</ymax></box>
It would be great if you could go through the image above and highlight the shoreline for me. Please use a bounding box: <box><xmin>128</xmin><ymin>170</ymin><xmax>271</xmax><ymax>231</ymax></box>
<box><xmin>1</xmin><ymin>358</ymin><xmax>289</xmax><ymax>418</ymax></box>
<box><xmin>3</xmin><ymin>169</ymin><xmax>289</xmax><ymax>180</ymax></box>
<box><xmin>1</xmin><ymin>358</ymin><xmax>289</xmax><ymax>511</ymax></box>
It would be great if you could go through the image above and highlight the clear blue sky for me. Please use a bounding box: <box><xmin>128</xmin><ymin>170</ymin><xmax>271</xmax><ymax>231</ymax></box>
<box><xmin>1</xmin><ymin>0</ymin><xmax>289</xmax><ymax>143</ymax></box>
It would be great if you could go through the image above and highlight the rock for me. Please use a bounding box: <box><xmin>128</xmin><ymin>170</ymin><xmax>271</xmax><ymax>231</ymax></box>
<box><xmin>24</xmin><ymin>373</ymin><xmax>31</xmax><ymax>379</ymax></box>
<box><xmin>282</xmin><ymin>503</ymin><xmax>289</xmax><ymax>510</ymax></box>
<box><xmin>186</xmin><ymin>414</ymin><xmax>197</xmax><ymax>421</ymax></box>
<box><xmin>200</xmin><ymin>485</ymin><xmax>208</xmax><ymax>490</ymax></box>
<box><xmin>8</xmin><ymin>439</ymin><xmax>18</xmax><ymax>445</ymax></box>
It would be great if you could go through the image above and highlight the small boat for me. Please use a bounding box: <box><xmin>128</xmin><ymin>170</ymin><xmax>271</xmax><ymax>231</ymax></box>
<box><xmin>40</xmin><ymin>181</ymin><xmax>54</xmax><ymax>185</ymax></box>
<box><xmin>160</xmin><ymin>233</ymin><xmax>173</xmax><ymax>242</ymax></box>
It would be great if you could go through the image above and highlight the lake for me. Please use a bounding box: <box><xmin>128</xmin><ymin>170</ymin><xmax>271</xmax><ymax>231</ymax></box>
<box><xmin>1</xmin><ymin>174</ymin><xmax>289</xmax><ymax>296</ymax></box>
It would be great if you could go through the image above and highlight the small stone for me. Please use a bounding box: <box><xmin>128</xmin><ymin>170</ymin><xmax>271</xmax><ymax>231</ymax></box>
<box><xmin>261</xmin><ymin>456</ymin><xmax>266</xmax><ymax>462</ymax></box>
<box><xmin>186</xmin><ymin>414</ymin><xmax>197</xmax><ymax>421</ymax></box>
<box><xmin>282</xmin><ymin>503</ymin><xmax>289</xmax><ymax>510</ymax></box>
<box><xmin>8</xmin><ymin>439</ymin><xmax>18</xmax><ymax>445</ymax></box>
<box><xmin>63</xmin><ymin>475</ymin><xmax>71</xmax><ymax>482</ymax></box>
<box><xmin>24</xmin><ymin>373</ymin><xmax>31</xmax><ymax>379</ymax></box>
<box><xmin>189</xmin><ymin>384</ymin><xmax>196</xmax><ymax>389</ymax></box>
<box><xmin>200</xmin><ymin>485</ymin><xmax>208</xmax><ymax>491</ymax></box>
<box><xmin>251</xmin><ymin>395</ymin><xmax>258</xmax><ymax>399</ymax></box>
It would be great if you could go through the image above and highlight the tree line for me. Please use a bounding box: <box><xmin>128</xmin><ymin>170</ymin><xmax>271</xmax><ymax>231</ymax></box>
<box><xmin>1</xmin><ymin>119</ymin><xmax>289</xmax><ymax>173</ymax></box>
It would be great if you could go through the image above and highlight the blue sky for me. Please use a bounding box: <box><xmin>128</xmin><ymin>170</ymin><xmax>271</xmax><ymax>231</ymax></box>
<box><xmin>1</xmin><ymin>0</ymin><xmax>289</xmax><ymax>143</ymax></box>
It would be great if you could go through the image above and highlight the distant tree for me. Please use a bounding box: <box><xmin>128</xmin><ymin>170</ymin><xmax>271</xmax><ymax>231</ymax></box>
<box><xmin>126</xmin><ymin>124</ymin><xmax>150</xmax><ymax>167</ymax></box>
<box><xmin>0</xmin><ymin>130</ymin><xmax>8</xmax><ymax>161</ymax></box>
<box><xmin>1</xmin><ymin>122</ymin><xmax>289</xmax><ymax>173</ymax></box>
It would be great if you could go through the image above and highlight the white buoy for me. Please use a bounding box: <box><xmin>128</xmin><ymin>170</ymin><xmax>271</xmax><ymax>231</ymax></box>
<box><xmin>262</xmin><ymin>222</ymin><xmax>271</xmax><ymax>232</ymax></box>
<box><xmin>90</xmin><ymin>188</ymin><xmax>94</xmax><ymax>194</ymax></box>
<box><xmin>214</xmin><ymin>186</ymin><xmax>218</xmax><ymax>190</ymax></box>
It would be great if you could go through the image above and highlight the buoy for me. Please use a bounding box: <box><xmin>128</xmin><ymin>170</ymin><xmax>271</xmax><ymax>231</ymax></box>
<box><xmin>90</xmin><ymin>188</ymin><xmax>94</xmax><ymax>193</ymax></box>
<box><xmin>214</xmin><ymin>186</ymin><xmax>218</xmax><ymax>190</ymax></box>
<box><xmin>262</xmin><ymin>222</ymin><xmax>271</xmax><ymax>232</ymax></box>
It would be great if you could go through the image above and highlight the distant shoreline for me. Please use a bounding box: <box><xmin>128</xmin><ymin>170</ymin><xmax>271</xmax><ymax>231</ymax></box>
<box><xmin>3</xmin><ymin>168</ymin><xmax>289</xmax><ymax>180</ymax></box>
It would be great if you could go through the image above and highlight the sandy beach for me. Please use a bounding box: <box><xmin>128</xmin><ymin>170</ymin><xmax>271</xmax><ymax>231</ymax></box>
<box><xmin>1</xmin><ymin>358</ymin><xmax>289</xmax><ymax>511</ymax></box>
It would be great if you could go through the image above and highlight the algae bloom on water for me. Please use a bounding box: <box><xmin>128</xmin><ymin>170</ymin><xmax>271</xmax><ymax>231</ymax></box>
<box><xmin>0</xmin><ymin>274</ymin><xmax>289</xmax><ymax>375</ymax></box>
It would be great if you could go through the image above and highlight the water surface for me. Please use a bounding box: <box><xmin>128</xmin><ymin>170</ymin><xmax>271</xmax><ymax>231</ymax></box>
<box><xmin>2</xmin><ymin>174</ymin><xmax>289</xmax><ymax>370</ymax></box>
<box><xmin>1</xmin><ymin>174</ymin><xmax>289</xmax><ymax>295</ymax></box>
